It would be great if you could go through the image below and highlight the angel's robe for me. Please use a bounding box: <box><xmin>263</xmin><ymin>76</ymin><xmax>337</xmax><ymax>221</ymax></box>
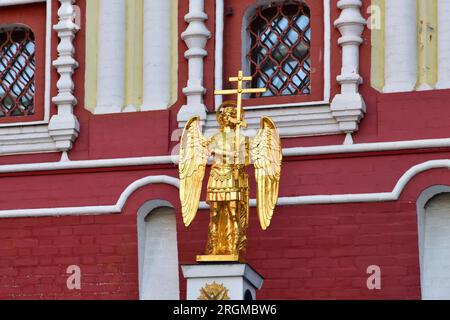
<box><xmin>206</xmin><ymin>130</ymin><xmax>250</xmax><ymax>203</ymax></box>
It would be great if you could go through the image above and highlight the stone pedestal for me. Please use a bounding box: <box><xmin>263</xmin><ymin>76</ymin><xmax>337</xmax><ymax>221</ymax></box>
<box><xmin>182</xmin><ymin>263</ymin><xmax>264</xmax><ymax>300</ymax></box>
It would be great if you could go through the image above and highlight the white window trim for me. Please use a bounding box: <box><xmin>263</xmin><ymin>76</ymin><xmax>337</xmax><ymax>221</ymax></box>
<box><xmin>179</xmin><ymin>0</ymin><xmax>366</xmax><ymax>139</ymax></box>
<box><xmin>210</xmin><ymin>0</ymin><xmax>332</xmax><ymax>137</ymax></box>
<box><xmin>239</xmin><ymin>0</ymin><xmax>331</xmax><ymax>108</ymax></box>
<box><xmin>0</xmin><ymin>0</ymin><xmax>80</xmax><ymax>155</ymax></box>
<box><xmin>0</xmin><ymin>0</ymin><xmax>51</xmax><ymax>127</ymax></box>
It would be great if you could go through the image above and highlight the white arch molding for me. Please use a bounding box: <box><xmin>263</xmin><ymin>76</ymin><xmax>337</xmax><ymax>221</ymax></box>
<box><xmin>1</xmin><ymin>160</ymin><xmax>450</xmax><ymax>218</ymax></box>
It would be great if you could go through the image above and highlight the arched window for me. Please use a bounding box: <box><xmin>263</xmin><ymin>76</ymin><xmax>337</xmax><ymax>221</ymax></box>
<box><xmin>137</xmin><ymin>203</ymin><xmax>180</xmax><ymax>300</ymax></box>
<box><xmin>247</xmin><ymin>1</ymin><xmax>311</xmax><ymax>97</ymax></box>
<box><xmin>0</xmin><ymin>26</ymin><xmax>35</xmax><ymax>117</ymax></box>
<box><xmin>421</xmin><ymin>193</ymin><xmax>450</xmax><ymax>299</ymax></box>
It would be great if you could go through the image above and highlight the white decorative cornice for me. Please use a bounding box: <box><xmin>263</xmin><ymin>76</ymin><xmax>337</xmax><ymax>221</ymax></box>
<box><xmin>178</xmin><ymin>0</ymin><xmax>211</xmax><ymax>126</ymax></box>
<box><xmin>1</xmin><ymin>160</ymin><xmax>450</xmax><ymax>218</ymax></box>
<box><xmin>49</xmin><ymin>0</ymin><xmax>80</xmax><ymax>152</ymax></box>
<box><xmin>331</xmin><ymin>0</ymin><xmax>367</xmax><ymax>134</ymax></box>
<box><xmin>0</xmin><ymin>136</ymin><xmax>450</xmax><ymax>173</ymax></box>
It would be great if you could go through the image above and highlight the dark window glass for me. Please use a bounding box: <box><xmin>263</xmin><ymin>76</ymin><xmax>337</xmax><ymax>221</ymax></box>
<box><xmin>247</xmin><ymin>1</ymin><xmax>311</xmax><ymax>97</ymax></box>
<box><xmin>0</xmin><ymin>27</ymin><xmax>35</xmax><ymax>117</ymax></box>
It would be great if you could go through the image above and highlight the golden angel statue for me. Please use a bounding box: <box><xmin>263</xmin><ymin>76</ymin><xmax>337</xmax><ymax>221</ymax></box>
<box><xmin>179</xmin><ymin>71</ymin><xmax>282</xmax><ymax>262</ymax></box>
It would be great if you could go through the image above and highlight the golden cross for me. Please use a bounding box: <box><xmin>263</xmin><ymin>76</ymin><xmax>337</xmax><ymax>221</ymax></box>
<box><xmin>214</xmin><ymin>70</ymin><xmax>266</xmax><ymax>165</ymax></box>
<box><xmin>214</xmin><ymin>70</ymin><xmax>266</xmax><ymax>116</ymax></box>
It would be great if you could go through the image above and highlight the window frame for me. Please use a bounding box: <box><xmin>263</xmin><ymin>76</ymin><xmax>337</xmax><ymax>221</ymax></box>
<box><xmin>0</xmin><ymin>0</ymin><xmax>51</xmax><ymax>127</ymax></box>
<box><xmin>0</xmin><ymin>23</ymin><xmax>40</xmax><ymax>123</ymax></box>
<box><xmin>183</xmin><ymin>0</ymin><xmax>366</xmax><ymax>138</ymax></box>
<box><xmin>239</xmin><ymin>0</ymin><xmax>330</xmax><ymax>110</ymax></box>
<box><xmin>242</xmin><ymin>0</ymin><xmax>314</xmax><ymax>101</ymax></box>
<box><xmin>208</xmin><ymin>0</ymin><xmax>333</xmax><ymax>138</ymax></box>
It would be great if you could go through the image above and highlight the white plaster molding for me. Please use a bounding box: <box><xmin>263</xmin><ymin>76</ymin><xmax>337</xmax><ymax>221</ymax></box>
<box><xmin>202</xmin><ymin>0</ymin><xmax>335</xmax><ymax>137</ymax></box>
<box><xmin>0</xmin><ymin>175</ymin><xmax>179</xmax><ymax>218</ymax></box>
<box><xmin>49</xmin><ymin>0</ymin><xmax>80</xmax><ymax>152</ymax></box>
<box><xmin>204</xmin><ymin>104</ymin><xmax>342</xmax><ymax>138</ymax></box>
<box><xmin>184</xmin><ymin>0</ymin><xmax>364</xmax><ymax>138</ymax></box>
<box><xmin>178</xmin><ymin>0</ymin><xmax>211</xmax><ymax>125</ymax></box>
<box><xmin>0</xmin><ymin>0</ymin><xmax>80</xmax><ymax>155</ymax></box>
<box><xmin>142</xmin><ymin>0</ymin><xmax>171</xmax><ymax>111</ymax></box>
<box><xmin>383</xmin><ymin>0</ymin><xmax>417</xmax><ymax>92</ymax></box>
<box><xmin>331</xmin><ymin>0</ymin><xmax>366</xmax><ymax>133</ymax></box>
<box><xmin>1</xmin><ymin>136</ymin><xmax>450</xmax><ymax>172</ymax></box>
<box><xmin>0</xmin><ymin>0</ymin><xmax>51</xmax><ymax>128</ymax></box>
<box><xmin>436</xmin><ymin>0</ymin><xmax>450</xmax><ymax>90</ymax></box>
<box><xmin>94</xmin><ymin>0</ymin><xmax>125</xmax><ymax>114</ymax></box>
<box><xmin>239</xmin><ymin>0</ymin><xmax>331</xmax><ymax>109</ymax></box>
<box><xmin>281</xmin><ymin>137</ymin><xmax>450</xmax><ymax>157</ymax></box>
<box><xmin>1</xmin><ymin>160</ymin><xmax>450</xmax><ymax>218</ymax></box>
<box><xmin>0</xmin><ymin>125</ymin><xmax>59</xmax><ymax>155</ymax></box>
<box><xmin>91</xmin><ymin>0</ymin><xmax>173</xmax><ymax>114</ymax></box>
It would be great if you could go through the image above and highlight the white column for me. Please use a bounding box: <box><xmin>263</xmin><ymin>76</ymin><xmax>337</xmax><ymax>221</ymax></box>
<box><xmin>436</xmin><ymin>0</ymin><xmax>450</xmax><ymax>89</ymax></box>
<box><xmin>331</xmin><ymin>0</ymin><xmax>366</xmax><ymax>134</ymax></box>
<box><xmin>383</xmin><ymin>0</ymin><xmax>417</xmax><ymax>93</ymax></box>
<box><xmin>214</xmin><ymin>0</ymin><xmax>224</xmax><ymax>109</ymax></box>
<box><xmin>142</xmin><ymin>0</ymin><xmax>171</xmax><ymax>111</ymax></box>
<box><xmin>178</xmin><ymin>0</ymin><xmax>211</xmax><ymax>126</ymax></box>
<box><xmin>95</xmin><ymin>0</ymin><xmax>125</xmax><ymax>114</ymax></box>
<box><xmin>49</xmin><ymin>0</ymin><xmax>80</xmax><ymax>152</ymax></box>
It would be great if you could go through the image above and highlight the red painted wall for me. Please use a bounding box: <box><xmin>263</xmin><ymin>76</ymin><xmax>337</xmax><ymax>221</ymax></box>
<box><xmin>0</xmin><ymin>0</ymin><xmax>450</xmax><ymax>300</ymax></box>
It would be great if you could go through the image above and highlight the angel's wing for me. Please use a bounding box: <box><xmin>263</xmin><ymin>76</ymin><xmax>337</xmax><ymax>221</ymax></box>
<box><xmin>250</xmin><ymin>116</ymin><xmax>282</xmax><ymax>230</ymax></box>
<box><xmin>179</xmin><ymin>116</ymin><xmax>208</xmax><ymax>227</ymax></box>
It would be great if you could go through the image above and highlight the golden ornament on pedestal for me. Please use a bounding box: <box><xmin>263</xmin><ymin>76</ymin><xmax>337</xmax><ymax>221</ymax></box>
<box><xmin>198</xmin><ymin>282</ymin><xmax>230</xmax><ymax>300</ymax></box>
<box><xmin>179</xmin><ymin>70</ymin><xmax>282</xmax><ymax>262</ymax></box>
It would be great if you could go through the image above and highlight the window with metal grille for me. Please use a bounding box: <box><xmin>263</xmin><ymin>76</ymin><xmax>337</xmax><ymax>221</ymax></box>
<box><xmin>0</xmin><ymin>27</ymin><xmax>35</xmax><ymax>118</ymax></box>
<box><xmin>247</xmin><ymin>1</ymin><xmax>311</xmax><ymax>97</ymax></box>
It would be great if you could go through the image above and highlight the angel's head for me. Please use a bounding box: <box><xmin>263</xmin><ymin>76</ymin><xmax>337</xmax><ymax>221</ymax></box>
<box><xmin>216</xmin><ymin>101</ymin><xmax>247</xmax><ymax>130</ymax></box>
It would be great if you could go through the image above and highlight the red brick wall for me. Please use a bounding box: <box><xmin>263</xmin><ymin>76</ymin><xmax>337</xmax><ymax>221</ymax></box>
<box><xmin>1</xmin><ymin>161</ymin><xmax>449</xmax><ymax>299</ymax></box>
<box><xmin>0</xmin><ymin>0</ymin><xmax>450</xmax><ymax>300</ymax></box>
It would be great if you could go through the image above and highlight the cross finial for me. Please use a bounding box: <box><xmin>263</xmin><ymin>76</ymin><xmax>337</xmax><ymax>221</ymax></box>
<box><xmin>214</xmin><ymin>70</ymin><xmax>266</xmax><ymax>104</ymax></box>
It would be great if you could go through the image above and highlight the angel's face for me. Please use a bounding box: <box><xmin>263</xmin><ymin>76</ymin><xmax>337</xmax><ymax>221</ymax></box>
<box><xmin>219</xmin><ymin>107</ymin><xmax>237</xmax><ymax>129</ymax></box>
